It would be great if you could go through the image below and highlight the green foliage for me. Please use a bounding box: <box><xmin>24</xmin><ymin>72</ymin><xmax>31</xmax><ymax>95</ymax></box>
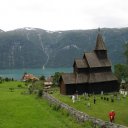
<box><xmin>53</xmin><ymin>72</ymin><xmax>62</xmax><ymax>87</ymax></box>
<box><xmin>39</xmin><ymin>75</ymin><xmax>45</xmax><ymax>81</ymax></box>
<box><xmin>28</xmin><ymin>84</ymin><xmax>33</xmax><ymax>94</ymax></box>
<box><xmin>17</xmin><ymin>84</ymin><xmax>22</xmax><ymax>88</ymax></box>
<box><xmin>32</xmin><ymin>80</ymin><xmax>43</xmax><ymax>90</ymax></box>
<box><xmin>4</xmin><ymin>77</ymin><xmax>12</xmax><ymax>82</ymax></box>
<box><xmin>114</xmin><ymin>42</ymin><xmax>128</xmax><ymax>83</ymax></box>
<box><xmin>0</xmin><ymin>80</ymin><xmax>2</xmax><ymax>84</ymax></box>
<box><xmin>37</xmin><ymin>89</ymin><xmax>43</xmax><ymax>97</ymax></box>
<box><xmin>52</xmin><ymin>104</ymin><xmax>61</xmax><ymax>111</ymax></box>
<box><xmin>61</xmin><ymin>108</ymin><xmax>70</xmax><ymax>117</ymax></box>
<box><xmin>9</xmin><ymin>87</ymin><xmax>14</xmax><ymax>92</ymax></box>
<box><xmin>83</xmin><ymin>121</ymin><xmax>97</xmax><ymax>128</ymax></box>
<box><xmin>0</xmin><ymin>76</ymin><xmax>2</xmax><ymax>80</ymax></box>
<box><xmin>114</xmin><ymin>64</ymin><xmax>128</xmax><ymax>82</ymax></box>
<box><xmin>27</xmin><ymin>80</ymin><xmax>44</xmax><ymax>96</ymax></box>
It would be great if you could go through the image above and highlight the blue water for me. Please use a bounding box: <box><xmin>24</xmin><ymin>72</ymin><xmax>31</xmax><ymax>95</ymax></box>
<box><xmin>0</xmin><ymin>67</ymin><xmax>72</xmax><ymax>80</ymax></box>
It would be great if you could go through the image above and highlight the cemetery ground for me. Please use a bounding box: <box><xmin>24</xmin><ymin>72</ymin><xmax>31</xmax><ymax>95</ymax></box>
<box><xmin>0</xmin><ymin>81</ymin><xmax>90</xmax><ymax>128</ymax></box>
<box><xmin>52</xmin><ymin>89</ymin><xmax>128</xmax><ymax>127</ymax></box>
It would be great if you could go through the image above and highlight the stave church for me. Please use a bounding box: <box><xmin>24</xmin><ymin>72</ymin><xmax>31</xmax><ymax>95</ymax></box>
<box><xmin>59</xmin><ymin>31</ymin><xmax>119</xmax><ymax>95</ymax></box>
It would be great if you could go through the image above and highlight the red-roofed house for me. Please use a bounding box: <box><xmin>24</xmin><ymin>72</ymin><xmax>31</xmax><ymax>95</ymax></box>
<box><xmin>22</xmin><ymin>73</ymin><xmax>39</xmax><ymax>81</ymax></box>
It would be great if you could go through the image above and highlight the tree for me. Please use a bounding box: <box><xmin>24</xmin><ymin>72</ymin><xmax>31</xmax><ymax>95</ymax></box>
<box><xmin>114</xmin><ymin>64</ymin><xmax>128</xmax><ymax>82</ymax></box>
<box><xmin>53</xmin><ymin>72</ymin><xmax>62</xmax><ymax>87</ymax></box>
<box><xmin>114</xmin><ymin>43</ymin><xmax>128</xmax><ymax>82</ymax></box>
<box><xmin>39</xmin><ymin>75</ymin><xmax>45</xmax><ymax>81</ymax></box>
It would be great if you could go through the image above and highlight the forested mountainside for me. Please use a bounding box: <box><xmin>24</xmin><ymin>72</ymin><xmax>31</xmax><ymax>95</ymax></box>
<box><xmin>0</xmin><ymin>27</ymin><xmax>127</xmax><ymax>69</ymax></box>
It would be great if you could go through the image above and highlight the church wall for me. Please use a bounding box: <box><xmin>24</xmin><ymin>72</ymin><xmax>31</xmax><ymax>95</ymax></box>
<box><xmin>60</xmin><ymin>80</ymin><xmax>66</xmax><ymax>95</ymax></box>
<box><xmin>66</xmin><ymin>84</ymin><xmax>77</xmax><ymax>95</ymax></box>
<box><xmin>89</xmin><ymin>67</ymin><xmax>111</xmax><ymax>73</ymax></box>
<box><xmin>89</xmin><ymin>81</ymin><xmax>120</xmax><ymax>94</ymax></box>
<box><xmin>76</xmin><ymin>83</ymin><xmax>89</xmax><ymax>94</ymax></box>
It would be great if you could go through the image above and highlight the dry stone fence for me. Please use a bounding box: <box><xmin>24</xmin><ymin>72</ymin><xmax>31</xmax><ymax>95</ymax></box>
<box><xmin>42</xmin><ymin>92</ymin><xmax>127</xmax><ymax>128</ymax></box>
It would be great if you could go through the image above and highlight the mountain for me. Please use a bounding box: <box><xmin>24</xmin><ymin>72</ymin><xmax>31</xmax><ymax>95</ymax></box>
<box><xmin>0</xmin><ymin>27</ymin><xmax>127</xmax><ymax>69</ymax></box>
<box><xmin>0</xmin><ymin>29</ymin><xmax>4</xmax><ymax>33</ymax></box>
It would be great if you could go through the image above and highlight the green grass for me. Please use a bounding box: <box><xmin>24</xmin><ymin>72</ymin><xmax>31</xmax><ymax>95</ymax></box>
<box><xmin>0</xmin><ymin>81</ymin><xmax>91</xmax><ymax>128</ymax></box>
<box><xmin>52</xmin><ymin>90</ymin><xmax>128</xmax><ymax>127</ymax></box>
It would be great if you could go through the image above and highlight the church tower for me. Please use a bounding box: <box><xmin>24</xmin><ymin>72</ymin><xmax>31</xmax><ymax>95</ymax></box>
<box><xmin>94</xmin><ymin>30</ymin><xmax>107</xmax><ymax>59</ymax></box>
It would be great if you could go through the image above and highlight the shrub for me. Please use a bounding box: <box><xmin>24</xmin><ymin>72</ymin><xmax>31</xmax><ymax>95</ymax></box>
<box><xmin>17</xmin><ymin>84</ymin><xmax>22</xmax><ymax>88</ymax></box>
<box><xmin>52</xmin><ymin>104</ymin><xmax>61</xmax><ymax>111</ymax></box>
<box><xmin>61</xmin><ymin>108</ymin><xmax>70</xmax><ymax>117</ymax></box>
<box><xmin>37</xmin><ymin>89</ymin><xmax>43</xmax><ymax>97</ymax></box>
<box><xmin>9</xmin><ymin>88</ymin><xmax>14</xmax><ymax>92</ymax></box>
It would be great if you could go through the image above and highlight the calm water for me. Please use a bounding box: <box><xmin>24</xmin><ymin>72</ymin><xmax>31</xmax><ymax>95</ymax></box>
<box><xmin>0</xmin><ymin>67</ymin><xmax>72</xmax><ymax>80</ymax></box>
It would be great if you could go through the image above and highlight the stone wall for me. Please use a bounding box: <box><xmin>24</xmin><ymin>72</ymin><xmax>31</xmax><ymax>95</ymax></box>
<box><xmin>42</xmin><ymin>92</ymin><xmax>127</xmax><ymax>128</ymax></box>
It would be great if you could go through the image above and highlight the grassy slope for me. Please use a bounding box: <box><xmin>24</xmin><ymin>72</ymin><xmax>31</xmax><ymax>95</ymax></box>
<box><xmin>53</xmin><ymin>91</ymin><xmax>128</xmax><ymax>126</ymax></box>
<box><xmin>0</xmin><ymin>81</ymin><xmax>89</xmax><ymax>128</ymax></box>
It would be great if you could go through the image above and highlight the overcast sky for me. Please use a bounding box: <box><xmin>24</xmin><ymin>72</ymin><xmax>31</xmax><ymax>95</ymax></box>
<box><xmin>0</xmin><ymin>0</ymin><xmax>128</xmax><ymax>31</ymax></box>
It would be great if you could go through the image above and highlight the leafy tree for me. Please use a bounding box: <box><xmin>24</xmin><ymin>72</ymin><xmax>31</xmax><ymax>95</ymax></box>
<box><xmin>28</xmin><ymin>84</ymin><xmax>33</xmax><ymax>94</ymax></box>
<box><xmin>27</xmin><ymin>81</ymin><xmax>44</xmax><ymax>96</ymax></box>
<box><xmin>114</xmin><ymin>64</ymin><xmax>123</xmax><ymax>81</ymax></box>
<box><xmin>0</xmin><ymin>77</ymin><xmax>3</xmax><ymax>83</ymax></box>
<box><xmin>32</xmin><ymin>81</ymin><xmax>43</xmax><ymax>90</ymax></box>
<box><xmin>53</xmin><ymin>72</ymin><xmax>62</xmax><ymax>87</ymax></box>
<box><xmin>32</xmin><ymin>81</ymin><xmax>44</xmax><ymax>97</ymax></box>
<box><xmin>114</xmin><ymin>43</ymin><xmax>128</xmax><ymax>83</ymax></box>
<box><xmin>114</xmin><ymin>64</ymin><xmax>128</xmax><ymax>82</ymax></box>
<box><xmin>39</xmin><ymin>75</ymin><xmax>45</xmax><ymax>81</ymax></box>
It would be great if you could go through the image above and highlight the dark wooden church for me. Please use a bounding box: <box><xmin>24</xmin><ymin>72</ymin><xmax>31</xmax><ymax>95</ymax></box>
<box><xmin>59</xmin><ymin>32</ymin><xmax>119</xmax><ymax>95</ymax></box>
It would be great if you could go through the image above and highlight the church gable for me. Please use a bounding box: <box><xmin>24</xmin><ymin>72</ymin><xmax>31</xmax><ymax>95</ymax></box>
<box><xmin>85</xmin><ymin>52</ymin><xmax>101</xmax><ymax>68</ymax></box>
<box><xmin>84</xmin><ymin>52</ymin><xmax>111</xmax><ymax>68</ymax></box>
<box><xmin>73</xmin><ymin>59</ymin><xmax>88</xmax><ymax>69</ymax></box>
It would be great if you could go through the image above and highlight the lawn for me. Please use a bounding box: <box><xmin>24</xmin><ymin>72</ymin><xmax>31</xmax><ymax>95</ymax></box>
<box><xmin>0</xmin><ymin>81</ymin><xmax>90</xmax><ymax>128</ymax></box>
<box><xmin>52</xmin><ymin>90</ymin><xmax>128</xmax><ymax>127</ymax></box>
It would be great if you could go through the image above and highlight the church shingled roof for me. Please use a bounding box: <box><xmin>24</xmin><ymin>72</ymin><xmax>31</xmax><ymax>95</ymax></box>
<box><xmin>74</xmin><ymin>59</ymin><xmax>88</xmax><ymax>68</ymax></box>
<box><xmin>61</xmin><ymin>72</ymin><xmax>117</xmax><ymax>84</ymax></box>
<box><xmin>89</xmin><ymin>72</ymin><xmax>118</xmax><ymax>83</ymax></box>
<box><xmin>95</xmin><ymin>33</ymin><xmax>107</xmax><ymax>50</ymax></box>
<box><xmin>84</xmin><ymin>52</ymin><xmax>111</xmax><ymax>68</ymax></box>
<box><xmin>61</xmin><ymin>73</ymin><xmax>88</xmax><ymax>84</ymax></box>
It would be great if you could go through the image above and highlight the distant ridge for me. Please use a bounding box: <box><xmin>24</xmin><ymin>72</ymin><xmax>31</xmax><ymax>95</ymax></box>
<box><xmin>0</xmin><ymin>29</ymin><xmax>4</xmax><ymax>32</ymax></box>
<box><xmin>0</xmin><ymin>27</ymin><xmax>127</xmax><ymax>69</ymax></box>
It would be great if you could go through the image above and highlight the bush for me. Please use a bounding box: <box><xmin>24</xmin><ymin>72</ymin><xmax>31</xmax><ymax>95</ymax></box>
<box><xmin>17</xmin><ymin>84</ymin><xmax>22</xmax><ymax>88</ymax></box>
<box><xmin>0</xmin><ymin>80</ymin><xmax>2</xmax><ymax>84</ymax></box>
<box><xmin>52</xmin><ymin>104</ymin><xmax>61</xmax><ymax>111</ymax></box>
<box><xmin>61</xmin><ymin>108</ymin><xmax>70</xmax><ymax>117</ymax></box>
<box><xmin>37</xmin><ymin>89</ymin><xmax>43</xmax><ymax>97</ymax></box>
<box><xmin>9</xmin><ymin>88</ymin><xmax>14</xmax><ymax>92</ymax></box>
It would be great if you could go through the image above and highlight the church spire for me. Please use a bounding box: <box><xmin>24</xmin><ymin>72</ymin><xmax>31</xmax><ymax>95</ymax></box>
<box><xmin>95</xmin><ymin>29</ymin><xmax>107</xmax><ymax>50</ymax></box>
<box><xmin>94</xmin><ymin>29</ymin><xmax>107</xmax><ymax>59</ymax></box>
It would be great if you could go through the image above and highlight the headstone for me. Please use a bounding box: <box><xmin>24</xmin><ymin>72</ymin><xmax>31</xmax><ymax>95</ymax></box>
<box><xmin>87</xmin><ymin>102</ymin><xmax>91</xmax><ymax>108</ymax></box>
<box><xmin>72</xmin><ymin>95</ymin><xmax>75</xmax><ymax>103</ymax></box>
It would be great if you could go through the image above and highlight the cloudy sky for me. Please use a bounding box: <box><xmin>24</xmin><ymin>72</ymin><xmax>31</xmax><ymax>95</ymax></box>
<box><xmin>0</xmin><ymin>0</ymin><xmax>128</xmax><ymax>31</ymax></box>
